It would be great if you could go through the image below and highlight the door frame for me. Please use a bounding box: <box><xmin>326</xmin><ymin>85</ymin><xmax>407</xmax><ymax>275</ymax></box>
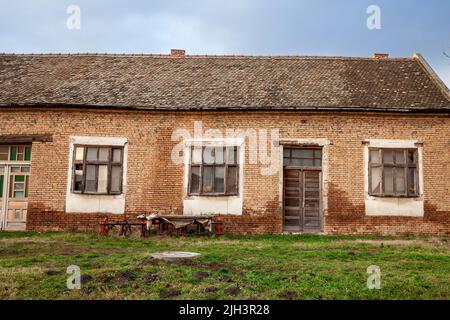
<box><xmin>282</xmin><ymin>146</ymin><xmax>324</xmax><ymax>233</ymax></box>
<box><xmin>0</xmin><ymin>162</ymin><xmax>30</xmax><ymax>231</ymax></box>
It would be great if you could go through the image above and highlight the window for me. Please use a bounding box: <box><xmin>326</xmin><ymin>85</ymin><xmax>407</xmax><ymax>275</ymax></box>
<box><xmin>283</xmin><ymin>148</ymin><xmax>322</xmax><ymax>167</ymax></box>
<box><xmin>9</xmin><ymin>171</ymin><xmax>29</xmax><ymax>199</ymax></box>
<box><xmin>369</xmin><ymin>148</ymin><xmax>418</xmax><ymax>197</ymax></box>
<box><xmin>0</xmin><ymin>145</ymin><xmax>32</xmax><ymax>161</ymax></box>
<box><xmin>189</xmin><ymin>146</ymin><xmax>239</xmax><ymax>195</ymax></box>
<box><xmin>72</xmin><ymin>145</ymin><xmax>123</xmax><ymax>195</ymax></box>
<box><xmin>0</xmin><ymin>166</ymin><xmax>4</xmax><ymax>198</ymax></box>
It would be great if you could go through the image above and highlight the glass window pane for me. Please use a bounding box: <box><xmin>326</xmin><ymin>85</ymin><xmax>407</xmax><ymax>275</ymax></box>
<box><xmin>11</xmin><ymin>167</ymin><xmax>21</xmax><ymax>173</ymax></box>
<box><xmin>214</xmin><ymin>147</ymin><xmax>224</xmax><ymax>165</ymax></box>
<box><xmin>370</xmin><ymin>150</ymin><xmax>381</xmax><ymax>163</ymax></box>
<box><xmin>25</xmin><ymin>177</ymin><xmax>29</xmax><ymax>197</ymax></box>
<box><xmin>86</xmin><ymin>148</ymin><xmax>98</xmax><ymax>161</ymax></box>
<box><xmin>85</xmin><ymin>165</ymin><xmax>96</xmax><ymax>192</ymax></box>
<box><xmin>14</xmin><ymin>183</ymin><xmax>24</xmax><ymax>191</ymax></box>
<box><xmin>189</xmin><ymin>166</ymin><xmax>200</xmax><ymax>194</ymax></box>
<box><xmin>21</xmin><ymin>166</ymin><xmax>30</xmax><ymax>173</ymax></box>
<box><xmin>395</xmin><ymin>168</ymin><xmax>405</xmax><ymax>194</ymax></box>
<box><xmin>203</xmin><ymin>147</ymin><xmax>214</xmax><ymax>164</ymax></box>
<box><xmin>15</xmin><ymin>175</ymin><xmax>25</xmax><ymax>182</ymax></box>
<box><xmin>383</xmin><ymin>150</ymin><xmax>394</xmax><ymax>164</ymax></box>
<box><xmin>14</xmin><ymin>191</ymin><xmax>24</xmax><ymax>198</ymax></box>
<box><xmin>314</xmin><ymin>159</ymin><xmax>322</xmax><ymax>167</ymax></box>
<box><xmin>292</xmin><ymin>149</ymin><xmax>314</xmax><ymax>158</ymax></box>
<box><xmin>408</xmin><ymin>168</ymin><xmax>416</xmax><ymax>195</ymax></box>
<box><xmin>283</xmin><ymin>158</ymin><xmax>290</xmax><ymax>166</ymax></box>
<box><xmin>370</xmin><ymin>167</ymin><xmax>382</xmax><ymax>194</ymax></box>
<box><xmin>408</xmin><ymin>150</ymin><xmax>416</xmax><ymax>164</ymax></box>
<box><xmin>75</xmin><ymin>147</ymin><xmax>84</xmax><ymax>161</ymax></box>
<box><xmin>384</xmin><ymin>167</ymin><xmax>394</xmax><ymax>194</ymax></box>
<box><xmin>291</xmin><ymin>158</ymin><xmax>302</xmax><ymax>166</ymax></box>
<box><xmin>9</xmin><ymin>146</ymin><xmax>16</xmax><ymax>160</ymax></box>
<box><xmin>202</xmin><ymin>166</ymin><xmax>213</xmax><ymax>192</ymax></box>
<box><xmin>0</xmin><ymin>145</ymin><xmax>8</xmax><ymax>156</ymax></box>
<box><xmin>226</xmin><ymin>166</ymin><xmax>238</xmax><ymax>194</ymax></box>
<box><xmin>192</xmin><ymin>147</ymin><xmax>202</xmax><ymax>164</ymax></box>
<box><xmin>17</xmin><ymin>147</ymin><xmax>24</xmax><ymax>161</ymax></box>
<box><xmin>112</xmin><ymin>149</ymin><xmax>121</xmax><ymax>163</ymax></box>
<box><xmin>214</xmin><ymin>166</ymin><xmax>225</xmax><ymax>193</ymax></box>
<box><xmin>74</xmin><ymin>173</ymin><xmax>83</xmax><ymax>192</ymax></box>
<box><xmin>283</xmin><ymin>149</ymin><xmax>290</xmax><ymax>157</ymax></box>
<box><xmin>110</xmin><ymin>166</ymin><xmax>122</xmax><ymax>193</ymax></box>
<box><xmin>0</xmin><ymin>175</ymin><xmax>3</xmax><ymax>198</ymax></box>
<box><xmin>98</xmin><ymin>148</ymin><xmax>109</xmax><ymax>162</ymax></box>
<box><xmin>314</xmin><ymin>149</ymin><xmax>322</xmax><ymax>158</ymax></box>
<box><xmin>300</xmin><ymin>159</ymin><xmax>314</xmax><ymax>166</ymax></box>
<box><xmin>226</xmin><ymin>147</ymin><xmax>238</xmax><ymax>164</ymax></box>
<box><xmin>97</xmin><ymin>165</ymin><xmax>108</xmax><ymax>193</ymax></box>
<box><xmin>24</xmin><ymin>147</ymin><xmax>32</xmax><ymax>161</ymax></box>
<box><xmin>395</xmin><ymin>151</ymin><xmax>405</xmax><ymax>164</ymax></box>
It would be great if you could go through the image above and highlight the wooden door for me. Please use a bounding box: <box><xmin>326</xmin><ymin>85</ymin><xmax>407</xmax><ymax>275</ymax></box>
<box><xmin>283</xmin><ymin>169</ymin><xmax>321</xmax><ymax>232</ymax></box>
<box><xmin>0</xmin><ymin>165</ymin><xmax>4</xmax><ymax>230</ymax></box>
<box><xmin>283</xmin><ymin>169</ymin><xmax>303</xmax><ymax>231</ymax></box>
<box><xmin>1</xmin><ymin>165</ymin><xmax>30</xmax><ymax>231</ymax></box>
<box><xmin>302</xmin><ymin>170</ymin><xmax>321</xmax><ymax>231</ymax></box>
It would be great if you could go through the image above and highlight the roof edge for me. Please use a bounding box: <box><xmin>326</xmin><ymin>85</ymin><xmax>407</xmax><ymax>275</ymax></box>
<box><xmin>1</xmin><ymin>103</ymin><xmax>449</xmax><ymax>114</ymax></box>
<box><xmin>0</xmin><ymin>52</ymin><xmax>414</xmax><ymax>61</ymax></box>
<box><xmin>413</xmin><ymin>53</ymin><xmax>450</xmax><ymax>102</ymax></box>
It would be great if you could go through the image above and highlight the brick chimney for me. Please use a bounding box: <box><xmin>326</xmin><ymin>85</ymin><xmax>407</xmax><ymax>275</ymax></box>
<box><xmin>372</xmin><ymin>53</ymin><xmax>389</xmax><ymax>59</ymax></box>
<box><xmin>170</xmin><ymin>49</ymin><xmax>186</xmax><ymax>57</ymax></box>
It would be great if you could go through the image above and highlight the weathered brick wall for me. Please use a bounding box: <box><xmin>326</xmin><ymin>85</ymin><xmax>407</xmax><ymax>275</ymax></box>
<box><xmin>0</xmin><ymin>108</ymin><xmax>448</xmax><ymax>236</ymax></box>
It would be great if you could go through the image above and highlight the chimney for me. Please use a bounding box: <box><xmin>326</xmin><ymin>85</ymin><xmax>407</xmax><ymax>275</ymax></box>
<box><xmin>170</xmin><ymin>49</ymin><xmax>185</xmax><ymax>57</ymax></box>
<box><xmin>372</xmin><ymin>53</ymin><xmax>389</xmax><ymax>59</ymax></box>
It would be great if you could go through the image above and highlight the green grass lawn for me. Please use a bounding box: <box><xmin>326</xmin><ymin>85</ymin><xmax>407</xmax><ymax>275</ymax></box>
<box><xmin>0</xmin><ymin>231</ymin><xmax>448</xmax><ymax>300</ymax></box>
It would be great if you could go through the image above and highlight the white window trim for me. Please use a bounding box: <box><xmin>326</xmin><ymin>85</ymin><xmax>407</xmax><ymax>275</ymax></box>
<box><xmin>183</xmin><ymin>138</ymin><xmax>244</xmax><ymax>216</ymax></box>
<box><xmin>65</xmin><ymin>136</ymin><xmax>128</xmax><ymax>214</ymax></box>
<box><xmin>363</xmin><ymin>139</ymin><xmax>424</xmax><ymax>217</ymax></box>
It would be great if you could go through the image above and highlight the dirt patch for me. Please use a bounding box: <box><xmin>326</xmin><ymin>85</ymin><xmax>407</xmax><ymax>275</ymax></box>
<box><xmin>81</xmin><ymin>274</ymin><xmax>93</xmax><ymax>284</ymax></box>
<box><xmin>114</xmin><ymin>271</ymin><xmax>137</xmax><ymax>284</ymax></box>
<box><xmin>140</xmin><ymin>257</ymin><xmax>164</xmax><ymax>266</ymax></box>
<box><xmin>193</xmin><ymin>271</ymin><xmax>209</xmax><ymax>281</ymax></box>
<box><xmin>279</xmin><ymin>290</ymin><xmax>297</xmax><ymax>300</ymax></box>
<box><xmin>160</xmin><ymin>288</ymin><xmax>181</xmax><ymax>299</ymax></box>
<box><xmin>96</xmin><ymin>273</ymin><xmax>114</xmax><ymax>284</ymax></box>
<box><xmin>224</xmin><ymin>286</ymin><xmax>240</xmax><ymax>296</ymax></box>
<box><xmin>143</xmin><ymin>273</ymin><xmax>158</xmax><ymax>284</ymax></box>
<box><xmin>205</xmin><ymin>286</ymin><xmax>218</xmax><ymax>293</ymax></box>
<box><xmin>44</xmin><ymin>269</ymin><xmax>61</xmax><ymax>276</ymax></box>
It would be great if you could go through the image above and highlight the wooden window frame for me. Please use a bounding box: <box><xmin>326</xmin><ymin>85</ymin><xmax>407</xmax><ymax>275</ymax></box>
<box><xmin>72</xmin><ymin>145</ymin><xmax>124</xmax><ymax>195</ymax></box>
<box><xmin>283</xmin><ymin>146</ymin><xmax>322</xmax><ymax>169</ymax></box>
<box><xmin>0</xmin><ymin>144</ymin><xmax>32</xmax><ymax>162</ymax></box>
<box><xmin>188</xmin><ymin>146</ymin><xmax>239</xmax><ymax>196</ymax></box>
<box><xmin>368</xmin><ymin>148</ymin><xmax>419</xmax><ymax>198</ymax></box>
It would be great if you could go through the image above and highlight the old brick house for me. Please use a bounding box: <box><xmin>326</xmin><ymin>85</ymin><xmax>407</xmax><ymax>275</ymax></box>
<box><xmin>0</xmin><ymin>50</ymin><xmax>449</xmax><ymax>235</ymax></box>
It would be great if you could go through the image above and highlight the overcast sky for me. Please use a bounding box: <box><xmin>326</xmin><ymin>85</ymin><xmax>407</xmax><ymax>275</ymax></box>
<box><xmin>0</xmin><ymin>0</ymin><xmax>449</xmax><ymax>86</ymax></box>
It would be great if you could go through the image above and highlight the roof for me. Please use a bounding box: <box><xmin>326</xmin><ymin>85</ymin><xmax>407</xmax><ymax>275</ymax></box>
<box><xmin>0</xmin><ymin>53</ymin><xmax>449</xmax><ymax>112</ymax></box>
